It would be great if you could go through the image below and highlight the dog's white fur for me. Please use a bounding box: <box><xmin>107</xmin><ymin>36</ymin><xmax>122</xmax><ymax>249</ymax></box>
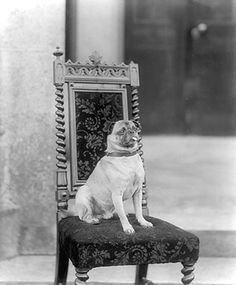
<box><xmin>74</xmin><ymin>120</ymin><xmax>153</xmax><ymax>234</ymax></box>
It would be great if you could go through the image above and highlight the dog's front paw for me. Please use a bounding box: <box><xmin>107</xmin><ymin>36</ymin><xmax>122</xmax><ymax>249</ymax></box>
<box><xmin>138</xmin><ymin>219</ymin><xmax>153</xmax><ymax>228</ymax></box>
<box><xmin>123</xmin><ymin>223</ymin><xmax>135</xmax><ymax>234</ymax></box>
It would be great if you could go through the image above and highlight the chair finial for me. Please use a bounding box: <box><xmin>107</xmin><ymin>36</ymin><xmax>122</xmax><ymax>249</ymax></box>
<box><xmin>53</xmin><ymin>46</ymin><xmax>63</xmax><ymax>58</ymax></box>
<box><xmin>89</xmin><ymin>51</ymin><xmax>102</xmax><ymax>65</ymax></box>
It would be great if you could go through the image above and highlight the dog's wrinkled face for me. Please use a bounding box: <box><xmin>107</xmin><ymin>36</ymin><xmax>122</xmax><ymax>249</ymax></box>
<box><xmin>112</xmin><ymin>120</ymin><xmax>139</xmax><ymax>149</ymax></box>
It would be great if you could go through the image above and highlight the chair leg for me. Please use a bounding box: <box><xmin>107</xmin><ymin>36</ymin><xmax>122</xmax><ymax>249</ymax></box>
<box><xmin>54</xmin><ymin>245</ymin><xmax>69</xmax><ymax>285</ymax></box>
<box><xmin>181</xmin><ymin>262</ymin><xmax>196</xmax><ymax>285</ymax></box>
<box><xmin>75</xmin><ymin>268</ymin><xmax>89</xmax><ymax>284</ymax></box>
<box><xmin>135</xmin><ymin>264</ymin><xmax>153</xmax><ymax>285</ymax></box>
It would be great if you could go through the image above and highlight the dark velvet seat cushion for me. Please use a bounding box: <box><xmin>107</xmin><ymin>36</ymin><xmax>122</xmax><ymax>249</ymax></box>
<box><xmin>59</xmin><ymin>214</ymin><xmax>199</xmax><ymax>269</ymax></box>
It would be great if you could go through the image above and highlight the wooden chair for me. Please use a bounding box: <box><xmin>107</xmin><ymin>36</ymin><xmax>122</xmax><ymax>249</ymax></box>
<box><xmin>53</xmin><ymin>47</ymin><xmax>199</xmax><ymax>285</ymax></box>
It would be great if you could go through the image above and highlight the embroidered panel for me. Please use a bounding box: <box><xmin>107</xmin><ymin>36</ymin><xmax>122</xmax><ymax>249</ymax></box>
<box><xmin>74</xmin><ymin>91</ymin><xmax>124</xmax><ymax>180</ymax></box>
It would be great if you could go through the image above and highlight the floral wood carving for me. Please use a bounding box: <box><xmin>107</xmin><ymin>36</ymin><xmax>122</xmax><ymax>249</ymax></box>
<box><xmin>65</xmin><ymin>63</ymin><xmax>129</xmax><ymax>78</ymax></box>
<box><xmin>64</xmin><ymin>52</ymin><xmax>139</xmax><ymax>87</ymax></box>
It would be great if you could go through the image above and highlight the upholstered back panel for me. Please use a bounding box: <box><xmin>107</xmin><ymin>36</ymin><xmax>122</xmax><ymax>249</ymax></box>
<box><xmin>74</xmin><ymin>91</ymin><xmax>123</xmax><ymax>180</ymax></box>
<box><xmin>65</xmin><ymin>80</ymin><xmax>130</xmax><ymax>194</ymax></box>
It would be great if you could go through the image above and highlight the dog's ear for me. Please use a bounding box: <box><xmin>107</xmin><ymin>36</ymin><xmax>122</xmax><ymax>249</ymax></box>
<box><xmin>132</xmin><ymin>120</ymin><xmax>141</xmax><ymax>132</ymax></box>
<box><xmin>107</xmin><ymin>121</ymin><xmax>116</xmax><ymax>134</ymax></box>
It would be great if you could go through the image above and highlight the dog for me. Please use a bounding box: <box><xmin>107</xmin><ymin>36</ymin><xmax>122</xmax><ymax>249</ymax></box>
<box><xmin>74</xmin><ymin>120</ymin><xmax>153</xmax><ymax>234</ymax></box>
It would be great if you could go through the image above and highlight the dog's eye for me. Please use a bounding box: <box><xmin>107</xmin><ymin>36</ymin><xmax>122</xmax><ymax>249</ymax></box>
<box><xmin>117</xmin><ymin>127</ymin><xmax>126</xmax><ymax>135</ymax></box>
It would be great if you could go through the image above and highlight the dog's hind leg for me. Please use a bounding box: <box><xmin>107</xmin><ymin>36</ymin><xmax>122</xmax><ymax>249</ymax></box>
<box><xmin>75</xmin><ymin>186</ymin><xmax>100</xmax><ymax>224</ymax></box>
<box><xmin>77</xmin><ymin>202</ymin><xmax>100</xmax><ymax>224</ymax></box>
<box><xmin>102</xmin><ymin>211</ymin><xmax>114</xmax><ymax>220</ymax></box>
<box><xmin>103</xmin><ymin>205</ymin><xmax>115</xmax><ymax>220</ymax></box>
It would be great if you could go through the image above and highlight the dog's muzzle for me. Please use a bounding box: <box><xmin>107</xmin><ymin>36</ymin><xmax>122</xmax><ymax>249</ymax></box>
<box><xmin>120</xmin><ymin>133</ymin><xmax>139</xmax><ymax>148</ymax></box>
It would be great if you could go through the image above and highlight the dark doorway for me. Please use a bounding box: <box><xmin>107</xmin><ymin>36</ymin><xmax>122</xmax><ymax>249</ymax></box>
<box><xmin>125</xmin><ymin>0</ymin><xmax>236</xmax><ymax>135</ymax></box>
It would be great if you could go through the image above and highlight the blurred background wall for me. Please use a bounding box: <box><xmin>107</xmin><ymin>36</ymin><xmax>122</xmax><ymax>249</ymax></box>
<box><xmin>0</xmin><ymin>0</ymin><xmax>236</xmax><ymax>259</ymax></box>
<box><xmin>125</xmin><ymin>0</ymin><xmax>236</xmax><ymax>135</ymax></box>
<box><xmin>0</xmin><ymin>0</ymin><xmax>65</xmax><ymax>259</ymax></box>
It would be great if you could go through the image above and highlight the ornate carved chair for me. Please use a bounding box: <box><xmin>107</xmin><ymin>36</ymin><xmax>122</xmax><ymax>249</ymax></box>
<box><xmin>53</xmin><ymin>47</ymin><xmax>199</xmax><ymax>285</ymax></box>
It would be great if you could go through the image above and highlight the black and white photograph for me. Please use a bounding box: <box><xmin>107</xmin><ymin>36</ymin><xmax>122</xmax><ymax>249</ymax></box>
<box><xmin>0</xmin><ymin>0</ymin><xmax>235</xmax><ymax>284</ymax></box>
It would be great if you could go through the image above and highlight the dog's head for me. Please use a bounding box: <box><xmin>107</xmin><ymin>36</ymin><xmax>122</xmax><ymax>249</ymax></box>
<box><xmin>106</xmin><ymin>120</ymin><xmax>140</xmax><ymax>153</ymax></box>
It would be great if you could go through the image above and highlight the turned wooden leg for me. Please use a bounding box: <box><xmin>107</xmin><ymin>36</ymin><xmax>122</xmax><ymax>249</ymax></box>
<box><xmin>135</xmin><ymin>264</ymin><xmax>153</xmax><ymax>285</ymax></box>
<box><xmin>74</xmin><ymin>268</ymin><xmax>89</xmax><ymax>284</ymax></box>
<box><xmin>181</xmin><ymin>262</ymin><xmax>196</xmax><ymax>285</ymax></box>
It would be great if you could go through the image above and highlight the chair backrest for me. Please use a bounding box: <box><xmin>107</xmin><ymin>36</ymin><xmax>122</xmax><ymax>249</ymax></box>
<box><xmin>53</xmin><ymin>48</ymin><xmax>148</xmax><ymax>214</ymax></box>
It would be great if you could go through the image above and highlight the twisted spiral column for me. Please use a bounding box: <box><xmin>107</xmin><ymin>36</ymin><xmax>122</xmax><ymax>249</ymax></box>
<box><xmin>181</xmin><ymin>263</ymin><xmax>195</xmax><ymax>285</ymax></box>
<box><xmin>55</xmin><ymin>85</ymin><xmax>67</xmax><ymax>170</ymax></box>
<box><xmin>53</xmin><ymin>47</ymin><xmax>69</xmax><ymax>210</ymax></box>
<box><xmin>131</xmin><ymin>87</ymin><xmax>142</xmax><ymax>155</ymax></box>
<box><xmin>54</xmin><ymin>83</ymin><xmax>69</xmax><ymax>210</ymax></box>
<box><xmin>131</xmin><ymin>86</ymin><xmax>148</xmax><ymax>213</ymax></box>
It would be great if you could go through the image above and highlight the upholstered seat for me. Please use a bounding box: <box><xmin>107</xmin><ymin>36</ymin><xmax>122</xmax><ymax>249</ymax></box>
<box><xmin>59</xmin><ymin>214</ymin><xmax>199</xmax><ymax>269</ymax></box>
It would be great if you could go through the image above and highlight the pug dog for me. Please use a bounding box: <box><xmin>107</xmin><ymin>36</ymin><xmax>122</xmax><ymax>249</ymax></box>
<box><xmin>74</xmin><ymin>120</ymin><xmax>153</xmax><ymax>234</ymax></box>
